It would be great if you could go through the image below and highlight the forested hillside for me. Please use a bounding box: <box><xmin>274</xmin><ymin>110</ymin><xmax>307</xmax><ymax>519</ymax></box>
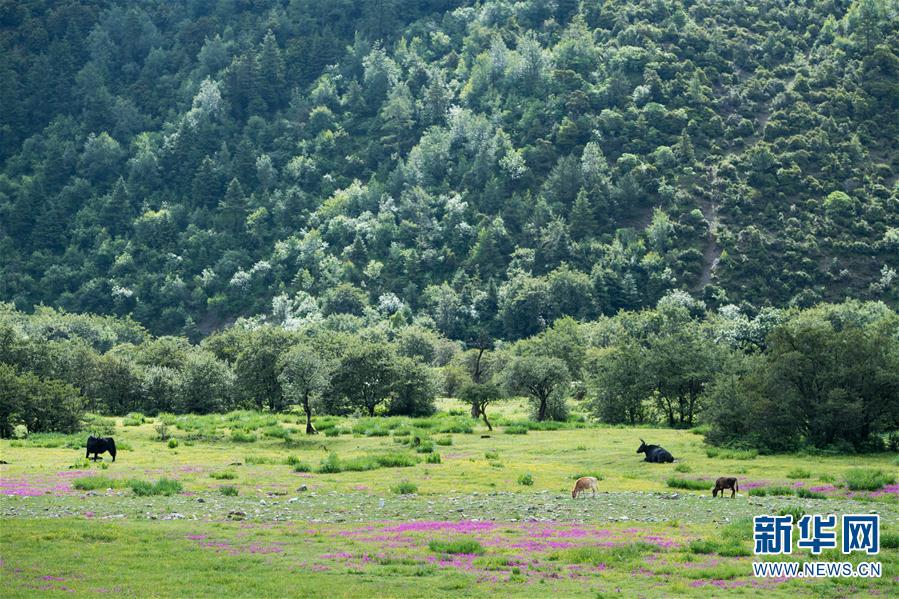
<box><xmin>1</xmin><ymin>0</ymin><xmax>898</xmax><ymax>340</ymax></box>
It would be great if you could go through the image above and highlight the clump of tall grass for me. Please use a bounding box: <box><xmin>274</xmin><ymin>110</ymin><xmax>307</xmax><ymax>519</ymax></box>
<box><xmin>705</xmin><ymin>447</ymin><xmax>758</xmax><ymax>460</ymax></box>
<box><xmin>128</xmin><ymin>478</ymin><xmax>182</xmax><ymax>496</ymax></box>
<box><xmin>428</xmin><ymin>538</ymin><xmax>483</xmax><ymax>554</ymax></box>
<box><xmin>316</xmin><ymin>452</ymin><xmax>418</xmax><ymax>474</ymax></box>
<box><xmin>844</xmin><ymin>469</ymin><xmax>895</xmax><ymax>491</ymax></box>
<box><xmin>666</xmin><ymin>477</ymin><xmax>710</xmax><ymax>491</ymax></box>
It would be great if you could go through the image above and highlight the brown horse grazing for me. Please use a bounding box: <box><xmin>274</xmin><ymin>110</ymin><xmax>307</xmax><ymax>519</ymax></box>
<box><xmin>571</xmin><ymin>476</ymin><xmax>599</xmax><ymax>499</ymax></box>
<box><xmin>712</xmin><ymin>477</ymin><xmax>738</xmax><ymax>498</ymax></box>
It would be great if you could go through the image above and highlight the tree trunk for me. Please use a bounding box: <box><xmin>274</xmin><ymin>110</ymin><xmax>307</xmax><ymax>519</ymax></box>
<box><xmin>368</xmin><ymin>405</ymin><xmax>375</xmax><ymax>417</ymax></box>
<box><xmin>470</xmin><ymin>402</ymin><xmax>481</xmax><ymax>419</ymax></box>
<box><xmin>304</xmin><ymin>397</ymin><xmax>317</xmax><ymax>435</ymax></box>
<box><xmin>537</xmin><ymin>397</ymin><xmax>547</xmax><ymax>421</ymax></box>
<box><xmin>481</xmin><ymin>403</ymin><xmax>492</xmax><ymax>431</ymax></box>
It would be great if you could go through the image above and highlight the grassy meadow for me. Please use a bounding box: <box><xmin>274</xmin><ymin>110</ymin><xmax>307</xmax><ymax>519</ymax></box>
<box><xmin>1</xmin><ymin>400</ymin><xmax>897</xmax><ymax>597</ymax></box>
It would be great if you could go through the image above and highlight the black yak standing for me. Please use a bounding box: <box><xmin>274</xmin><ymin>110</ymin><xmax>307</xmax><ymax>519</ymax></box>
<box><xmin>636</xmin><ymin>439</ymin><xmax>674</xmax><ymax>463</ymax></box>
<box><xmin>86</xmin><ymin>436</ymin><xmax>117</xmax><ymax>462</ymax></box>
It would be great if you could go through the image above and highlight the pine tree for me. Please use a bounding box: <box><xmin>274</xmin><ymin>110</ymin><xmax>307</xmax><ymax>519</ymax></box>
<box><xmin>258</xmin><ymin>30</ymin><xmax>286</xmax><ymax>109</ymax></box>
<box><xmin>217</xmin><ymin>178</ymin><xmax>247</xmax><ymax>234</ymax></box>
<box><xmin>569</xmin><ymin>189</ymin><xmax>596</xmax><ymax>241</ymax></box>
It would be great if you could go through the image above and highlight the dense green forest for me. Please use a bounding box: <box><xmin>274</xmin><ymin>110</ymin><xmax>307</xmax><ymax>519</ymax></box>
<box><xmin>1</xmin><ymin>0</ymin><xmax>897</xmax><ymax>341</ymax></box>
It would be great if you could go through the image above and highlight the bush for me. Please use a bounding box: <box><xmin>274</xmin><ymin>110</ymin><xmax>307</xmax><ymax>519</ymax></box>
<box><xmin>415</xmin><ymin>440</ymin><xmax>434</xmax><ymax>454</ymax></box>
<box><xmin>844</xmin><ymin>469</ymin><xmax>895</xmax><ymax>491</ymax></box>
<box><xmin>154</xmin><ymin>422</ymin><xmax>170</xmax><ymax>441</ymax></box>
<box><xmin>748</xmin><ymin>486</ymin><xmax>795</xmax><ymax>497</ymax></box>
<box><xmin>12</xmin><ymin>424</ymin><xmax>27</xmax><ymax>439</ymax></box>
<box><xmin>428</xmin><ymin>538</ymin><xmax>484</xmax><ymax>554</ymax></box>
<box><xmin>426</xmin><ymin>453</ymin><xmax>441</xmax><ymax>464</ymax></box>
<box><xmin>292</xmin><ymin>462</ymin><xmax>312</xmax><ymax>473</ymax></box>
<box><xmin>666</xmin><ymin>478</ymin><xmax>710</xmax><ymax>491</ymax></box>
<box><xmin>128</xmin><ymin>478</ymin><xmax>182</xmax><ymax>496</ymax></box>
<box><xmin>796</xmin><ymin>488</ymin><xmax>826</xmax><ymax>499</ymax></box>
<box><xmin>504</xmin><ymin>425</ymin><xmax>528</xmax><ymax>435</ymax></box>
<box><xmin>219</xmin><ymin>485</ymin><xmax>238</xmax><ymax>496</ymax></box>
<box><xmin>517</xmin><ymin>473</ymin><xmax>534</xmax><ymax>486</ymax></box>
<box><xmin>435</xmin><ymin>436</ymin><xmax>453</xmax><ymax>446</ymax></box>
<box><xmin>262</xmin><ymin>425</ymin><xmax>291</xmax><ymax>439</ymax></box>
<box><xmin>786</xmin><ymin>468</ymin><xmax>811</xmax><ymax>479</ymax></box>
<box><xmin>485</xmin><ymin>450</ymin><xmax>499</xmax><ymax>459</ymax></box>
<box><xmin>167</xmin><ymin>438</ymin><xmax>179</xmax><ymax>448</ymax></box>
<box><xmin>392</xmin><ymin>481</ymin><xmax>418</xmax><ymax>495</ymax></box>
<box><xmin>209</xmin><ymin>471</ymin><xmax>236</xmax><ymax>480</ymax></box>
<box><xmin>324</xmin><ymin>428</ymin><xmax>341</xmax><ymax>437</ymax></box>
<box><xmin>123</xmin><ymin>413</ymin><xmax>145</xmax><ymax>426</ymax></box>
<box><xmin>674</xmin><ymin>463</ymin><xmax>692</xmax><ymax>473</ymax></box>
<box><xmin>230</xmin><ymin>430</ymin><xmax>256</xmax><ymax>443</ymax></box>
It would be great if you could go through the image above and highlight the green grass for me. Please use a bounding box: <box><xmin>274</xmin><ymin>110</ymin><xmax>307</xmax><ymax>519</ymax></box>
<box><xmin>571</xmin><ymin>472</ymin><xmax>604</xmax><ymax>481</ymax></box>
<box><xmin>426</xmin><ymin>452</ymin><xmax>441</xmax><ymax>464</ymax></box>
<box><xmin>517</xmin><ymin>473</ymin><xmax>534</xmax><ymax>486</ymax></box>
<box><xmin>844</xmin><ymin>468</ymin><xmax>895</xmax><ymax>491</ymax></box>
<box><xmin>503</xmin><ymin>425</ymin><xmax>528</xmax><ymax>435</ymax></box>
<box><xmin>210</xmin><ymin>471</ymin><xmax>237</xmax><ymax>480</ymax></box>
<box><xmin>666</xmin><ymin>477</ymin><xmax>710</xmax><ymax>491</ymax></box>
<box><xmin>2</xmin><ymin>402</ymin><xmax>898</xmax><ymax>597</ymax></box>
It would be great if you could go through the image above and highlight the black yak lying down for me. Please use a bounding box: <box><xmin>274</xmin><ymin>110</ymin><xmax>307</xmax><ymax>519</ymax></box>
<box><xmin>86</xmin><ymin>436</ymin><xmax>117</xmax><ymax>462</ymax></box>
<box><xmin>636</xmin><ymin>439</ymin><xmax>674</xmax><ymax>463</ymax></box>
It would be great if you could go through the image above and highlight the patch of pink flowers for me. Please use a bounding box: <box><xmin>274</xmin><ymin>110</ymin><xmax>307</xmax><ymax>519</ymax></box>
<box><xmin>383</xmin><ymin>520</ymin><xmax>496</xmax><ymax>534</ymax></box>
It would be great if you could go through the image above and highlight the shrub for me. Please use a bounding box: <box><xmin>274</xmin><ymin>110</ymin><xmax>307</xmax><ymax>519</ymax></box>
<box><xmin>374</xmin><ymin>452</ymin><xmax>418</xmax><ymax>468</ymax></box>
<box><xmin>262</xmin><ymin>425</ymin><xmax>291</xmax><ymax>439</ymax></box>
<box><xmin>428</xmin><ymin>539</ymin><xmax>484</xmax><ymax>555</ymax></box>
<box><xmin>392</xmin><ymin>481</ymin><xmax>418</xmax><ymax>495</ymax></box>
<box><xmin>796</xmin><ymin>488</ymin><xmax>826</xmax><ymax>499</ymax></box>
<box><xmin>674</xmin><ymin>463</ymin><xmax>692</xmax><ymax>473</ymax></box>
<box><xmin>324</xmin><ymin>428</ymin><xmax>341</xmax><ymax>437</ymax></box>
<box><xmin>317</xmin><ymin>453</ymin><xmax>343</xmax><ymax>474</ymax></box>
<box><xmin>666</xmin><ymin>477</ymin><xmax>710</xmax><ymax>491</ymax></box>
<box><xmin>485</xmin><ymin>450</ymin><xmax>499</xmax><ymax>460</ymax></box>
<box><xmin>167</xmin><ymin>438</ymin><xmax>179</xmax><ymax>448</ymax></box>
<box><xmin>749</xmin><ymin>486</ymin><xmax>795</xmax><ymax>497</ymax></box>
<box><xmin>292</xmin><ymin>462</ymin><xmax>312</xmax><ymax>473</ymax></box>
<box><xmin>219</xmin><ymin>485</ymin><xmax>238</xmax><ymax>496</ymax></box>
<box><xmin>129</xmin><ymin>478</ymin><xmax>182</xmax><ymax>496</ymax></box>
<box><xmin>415</xmin><ymin>440</ymin><xmax>434</xmax><ymax>454</ymax></box>
<box><xmin>786</xmin><ymin>468</ymin><xmax>811</xmax><ymax>479</ymax></box>
<box><xmin>689</xmin><ymin>540</ymin><xmax>717</xmax><ymax>554</ymax></box>
<box><xmin>123</xmin><ymin>413</ymin><xmax>145</xmax><ymax>426</ymax></box>
<box><xmin>209</xmin><ymin>471</ymin><xmax>236</xmax><ymax>480</ymax></box>
<box><xmin>426</xmin><ymin>453</ymin><xmax>441</xmax><ymax>464</ymax></box>
<box><xmin>230</xmin><ymin>430</ymin><xmax>256</xmax><ymax>443</ymax></box>
<box><xmin>844</xmin><ymin>469</ymin><xmax>895</xmax><ymax>491</ymax></box>
<box><xmin>517</xmin><ymin>473</ymin><xmax>534</xmax><ymax>486</ymax></box>
<box><xmin>12</xmin><ymin>424</ymin><xmax>28</xmax><ymax>439</ymax></box>
<box><xmin>435</xmin><ymin>436</ymin><xmax>453</xmax><ymax>446</ymax></box>
<box><xmin>154</xmin><ymin>422</ymin><xmax>170</xmax><ymax>441</ymax></box>
<box><xmin>73</xmin><ymin>476</ymin><xmax>124</xmax><ymax>491</ymax></box>
<box><xmin>504</xmin><ymin>425</ymin><xmax>528</xmax><ymax>435</ymax></box>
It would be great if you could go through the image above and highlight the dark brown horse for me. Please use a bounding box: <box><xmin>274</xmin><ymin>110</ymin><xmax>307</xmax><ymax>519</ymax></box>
<box><xmin>712</xmin><ymin>477</ymin><xmax>738</xmax><ymax>497</ymax></box>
